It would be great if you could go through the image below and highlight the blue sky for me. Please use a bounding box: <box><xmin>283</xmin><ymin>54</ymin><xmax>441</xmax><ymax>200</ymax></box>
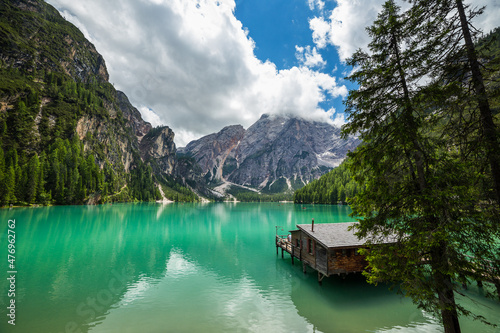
<box><xmin>236</xmin><ymin>0</ymin><xmax>317</xmax><ymax>68</ymax></box>
<box><xmin>46</xmin><ymin>0</ymin><xmax>500</xmax><ymax>146</ymax></box>
<box><xmin>234</xmin><ymin>0</ymin><xmax>352</xmax><ymax>114</ymax></box>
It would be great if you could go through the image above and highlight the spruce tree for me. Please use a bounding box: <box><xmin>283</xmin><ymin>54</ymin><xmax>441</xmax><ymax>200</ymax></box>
<box><xmin>26</xmin><ymin>154</ymin><xmax>40</xmax><ymax>204</ymax></box>
<box><xmin>342</xmin><ymin>1</ymin><xmax>499</xmax><ymax>331</ymax></box>
<box><xmin>4</xmin><ymin>165</ymin><xmax>16</xmax><ymax>204</ymax></box>
<box><xmin>408</xmin><ymin>0</ymin><xmax>500</xmax><ymax>205</ymax></box>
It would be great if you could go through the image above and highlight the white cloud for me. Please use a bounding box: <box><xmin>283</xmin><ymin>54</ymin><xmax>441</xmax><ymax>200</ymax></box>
<box><xmin>295</xmin><ymin>45</ymin><xmax>326</xmax><ymax>68</ymax></box>
<box><xmin>474</xmin><ymin>0</ymin><xmax>500</xmax><ymax>34</ymax></box>
<box><xmin>139</xmin><ymin>106</ymin><xmax>163</xmax><ymax>128</ymax></box>
<box><xmin>46</xmin><ymin>0</ymin><xmax>347</xmax><ymax>146</ymax></box>
<box><xmin>329</xmin><ymin>109</ymin><xmax>346</xmax><ymax>128</ymax></box>
<box><xmin>310</xmin><ymin>0</ymin><xmax>385</xmax><ymax>61</ymax></box>
<box><xmin>309</xmin><ymin>16</ymin><xmax>331</xmax><ymax>49</ymax></box>
<box><xmin>310</xmin><ymin>0</ymin><xmax>499</xmax><ymax>62</ymax></box>
<box><xmin>308</xmin><ymin>0</ymin><xmax>325</xmax><ymax>11</ymax></box>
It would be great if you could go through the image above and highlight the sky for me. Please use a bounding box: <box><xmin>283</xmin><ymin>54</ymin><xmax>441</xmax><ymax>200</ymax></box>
<box><xmin>45</xmin><ymin>0</ymin><xmax>500</xmax><ymax>147</ymax></box>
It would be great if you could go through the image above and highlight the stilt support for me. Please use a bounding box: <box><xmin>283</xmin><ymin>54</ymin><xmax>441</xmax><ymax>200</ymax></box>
<box><xmin>318</xmin><ymin>272</ymin><xmax>326</xmax><ymax>286</ymax></box>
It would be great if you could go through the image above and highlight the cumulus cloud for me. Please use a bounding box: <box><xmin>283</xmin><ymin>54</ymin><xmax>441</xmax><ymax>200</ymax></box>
<box><xmin>310</xmin><ymin>0</ymin><xmax>500</xmax><ymax>62</ymax></box>
<box><xmin>309</xmin><ymin>16</ymin><xmax>331</xmax><ymax>49</ymax></box>
<box><xmin>295</xmin><ymin>45</ymin><xmax>326</xmax><ymax>68</ymax></box>
<box><xmin>308</xmin><ymin>0</ymin><xmax>325</xmax><ymax>11</ymax></box>
<box><xmin>308</xmin><ymin>0</ymin><xmax>385</xmax><ymax>61</ymax></box>
<box><xmin>139</xmin><ymin>106</ymin><xmax>163</xmax><ymax>128</ymax></box>
<box><xmin>46</xmin><ymin>0</ymin><xmax>347</xmax><ymax>146</ymax></box>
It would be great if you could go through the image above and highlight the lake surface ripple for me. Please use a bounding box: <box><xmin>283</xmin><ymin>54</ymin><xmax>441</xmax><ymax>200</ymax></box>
<box><xmin>0</xmin><ymin>203</ymin><xmax>498</xmax><ymax>333</ymax></box>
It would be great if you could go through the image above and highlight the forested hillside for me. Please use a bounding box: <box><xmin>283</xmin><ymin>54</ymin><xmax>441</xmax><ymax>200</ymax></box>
<box><xmin>293</xmin><ymin>161</ymin><xmax>360</xmax><ymax>204</ymax></box>
<box><xmin>0</xmin><ymin>0</ymin><xmax>197</xmax><ymax>205</ymax></box>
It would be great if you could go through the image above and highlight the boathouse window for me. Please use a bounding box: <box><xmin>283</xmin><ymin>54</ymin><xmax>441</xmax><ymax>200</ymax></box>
<box><xmin>307</xmin><ymin>238</ymin><xmax>313</xmax><ymax>255</ymax></box>
<box><xmin>296</xmin><ymin>239</ymin><xmax>300</xmax><ymax>248</ymax></box>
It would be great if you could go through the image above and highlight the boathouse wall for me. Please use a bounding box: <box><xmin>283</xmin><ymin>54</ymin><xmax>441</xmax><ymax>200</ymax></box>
<box><xmin>328</xmin><ymin>248</ymin><xmax>367</xmax><ymax>274</ymax></box>
<box><xmin>289</xmin><ymin>227</ymin><xmax>369</xmax><ymax>276</ymax></box>
<box><xmin>300</xmin><ymin>233</ymin><xmax>316</xmax><ymax>270</ymax></box>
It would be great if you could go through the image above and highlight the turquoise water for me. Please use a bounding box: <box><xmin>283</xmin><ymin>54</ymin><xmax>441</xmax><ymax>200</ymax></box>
<box><xmin>0</xmin><ymin>203</ymin><xmax>499</xmax><ymax>333</ymax></box>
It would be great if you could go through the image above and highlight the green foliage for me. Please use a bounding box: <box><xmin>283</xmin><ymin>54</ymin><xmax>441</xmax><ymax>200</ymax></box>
<box><xmin>261</xmin><ymin>177</ymin><xmax>289</xmax><ymax>194</ymax></box>
<box><xmin>0</xmin><ymin>0</ymin><xmax>191</xmax><ymax>206</ymax></box>
<box><xmin>235</xmin><ymin>193</ymin><xmax>292</xmax><ymax>202</ymax></box>
<box><xmin>293</xmin><ymin>161</ymin><xmax>360</xmax><ymax>204</ymax></box>
<box><xmin>342</xmin><ymin>1</ymin><xmax>500</xmax><ymax>331</ymax></box>
<box><xmin>129</xmin><ymin>161</ymin><xmax>159</xmax><ymax>202</ymax></box>
<box><xmin>0</xmin><ymin>0</ymin><xmax>106</xmax><ymax>82</ymax></box>
<box><xmin>227</xmin><ymin>185</ymin><xmax>292</xmax><ymax>202</ymax></box>
<box><xmin>159</xmin><ymin>178</ymin><xmax>199</xmax><ymax>203</ymax></box>
<box><xmin>158</xmin><ymin>176</ymin><xmax>200</xmax><ymax>202</ymax></box>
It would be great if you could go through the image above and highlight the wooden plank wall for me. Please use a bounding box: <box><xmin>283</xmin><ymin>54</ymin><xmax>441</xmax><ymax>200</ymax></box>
<box><xmin>328</xmin><ymin>248</ymin><xmax>367</xmax><ymax>274</ymax></box>
<box><xmin>300</xmin><ymin>234</ymin><xmax>316</xmax><ymax>270</ymax></box>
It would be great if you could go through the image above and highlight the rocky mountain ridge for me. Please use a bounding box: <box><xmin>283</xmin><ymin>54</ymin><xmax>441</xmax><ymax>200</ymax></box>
<box><xmin>0</xmin><ymin>0</ymin><xmax>188</xmax><ymax>204</ymax></box>
<box><xmin>179</xmin><ymin>114</ymin><xmax>360</xmax><ymax>193</ymax></box>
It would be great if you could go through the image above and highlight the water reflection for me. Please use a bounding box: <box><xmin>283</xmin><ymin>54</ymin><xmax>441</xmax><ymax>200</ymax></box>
<box><xmin>0</xmin><ymin>203</ymin><xmax>498</xmax><ymax>333</ymax></box>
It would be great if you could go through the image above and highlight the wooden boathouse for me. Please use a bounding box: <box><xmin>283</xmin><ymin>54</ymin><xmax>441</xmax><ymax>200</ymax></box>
<box><xmin>277</xmin><ymin>221</ymin><xmax>500</xmax><ymax>295</ymax></box>
<box><xmin>276</xmin><ymin>221</ymin><xmax>396</xmax><ymax>284</ymax></box>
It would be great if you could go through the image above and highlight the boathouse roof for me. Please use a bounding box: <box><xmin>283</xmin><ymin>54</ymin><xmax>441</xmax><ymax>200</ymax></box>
<box><xmin>295</xmin><ymin>222</ymin><xmax>397</xmax><ymax>249</ymax></box>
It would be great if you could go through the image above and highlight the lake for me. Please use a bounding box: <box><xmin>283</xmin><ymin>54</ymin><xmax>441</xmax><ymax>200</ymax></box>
<box><xmin>0</xmin><ymin>203</ymin><xmax>499</xmax><ymax>333</ymax></box>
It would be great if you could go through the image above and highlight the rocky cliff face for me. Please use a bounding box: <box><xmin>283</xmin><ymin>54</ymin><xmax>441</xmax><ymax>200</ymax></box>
<box><xmin>1</xmin><ymin>0</ymin><xmax>109</xmax><ymax>83</ymax></box>
<box><xmin>178</xmin><ymin>125</ymin><xmax>245</xmax><ymax>182</ymax></box>
<box><xmin>0</xmin><ymin>0</ymin><xmax>179</xmax><ymax>202</ymax></box>
<box><xmin>116</xmin><ymin>91</ymin><xmax>152</xmax><ymax>141</ymax></box>
<box><xmin>140</xmin><ymin>126</ymin><xmax>176</xmax><ymax>175</ymax></box>
<box><xmin>180</xmin><ymin>114</ymin><xmax>360</xmax><ymax>192</ymax></box>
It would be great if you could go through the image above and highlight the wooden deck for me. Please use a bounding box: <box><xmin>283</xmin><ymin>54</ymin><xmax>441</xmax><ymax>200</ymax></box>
<box><xmin>275</xmin><ymin>235</ymin><xmax>300</xmax><ymax>264</ymax></box>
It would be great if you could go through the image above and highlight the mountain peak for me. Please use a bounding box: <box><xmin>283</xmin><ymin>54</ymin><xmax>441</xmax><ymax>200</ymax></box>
<box><xmin>181</xmin><ymin>114</ymin><xmax>360</xmax><ymax>193</ymax></box>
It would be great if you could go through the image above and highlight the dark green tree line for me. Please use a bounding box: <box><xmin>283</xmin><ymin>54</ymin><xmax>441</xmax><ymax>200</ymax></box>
<box><xmin>293</xmin><ymin>162</ymin><xmax>360</xmax><ymax>204</ymax></box>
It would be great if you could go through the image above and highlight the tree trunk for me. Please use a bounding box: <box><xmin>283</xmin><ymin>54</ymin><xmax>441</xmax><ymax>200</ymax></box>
<box><xmin>455</xmin><ymin>0</ymin><xmax>500</xmax><ymax>204</ymax></box>
<box><xmin>437</xmin><ymin>274</ymin><xmax>461</xmax><ymax>333</ymax></box>
<box><xmin>431</xmin><ymin>243</ymin><xmax>461</xmax><ymax>333</ymax></box>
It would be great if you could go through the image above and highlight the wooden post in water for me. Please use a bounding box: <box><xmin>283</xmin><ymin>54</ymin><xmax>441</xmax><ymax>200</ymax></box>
<box><xmin>318</xmin><ymin>272</ymin><xmax>326</xmax><ymax>286</ymax></box>
<box><xmin>291</xmin><ymin>246</ymin><xmax>294</xmax><ymax>265</ymax></box>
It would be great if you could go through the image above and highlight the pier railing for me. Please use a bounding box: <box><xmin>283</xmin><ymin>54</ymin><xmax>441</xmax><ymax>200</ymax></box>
<box><xmin>275</xmin><ymin>235</ymin><xmax>301</xmax><ymax>262</ymax></box>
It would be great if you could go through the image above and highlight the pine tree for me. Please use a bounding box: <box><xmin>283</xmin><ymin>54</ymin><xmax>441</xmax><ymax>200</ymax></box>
<box><xmin>26</xmin><ymin>154</ymin><xmax>40</xmax><ymax>204</ymax></box>
<box><xmin>342</xmin><ymin>1</ymin><xmax>499</xmax><ymax>331</ymax></box>
<box><xmin>4</xmin><ymin>165</ymin><xmax>16</xmax><ymax>204</ymax></box>
<box><xmin>408</xmin><ymin>0</ymin><xmax>500</xmax><ymax>205</ymax></box>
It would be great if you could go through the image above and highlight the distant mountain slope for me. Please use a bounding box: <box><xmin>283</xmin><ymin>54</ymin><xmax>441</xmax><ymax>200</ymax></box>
<box><xmin>179</xmin><ymin>114</ymin><xmax>360</xmax><ymax>193</ymax></box>
<box><xmin>0</xmin><ymin>0</ymin><xmax>194</xmax><ymax>205</ymax></box>
<box><xmin>293</xmin><ymin>160</ymin><xmax>361</xmax><ymax>204</ymax></box>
